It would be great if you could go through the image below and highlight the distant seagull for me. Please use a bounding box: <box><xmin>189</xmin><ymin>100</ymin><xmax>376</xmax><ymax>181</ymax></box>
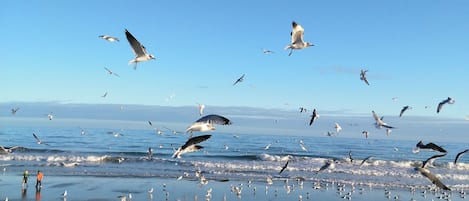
<box><xmin>11</xmin><ymin>107</ymin><xmax>20</xmax><ymax>115</ymax></box>
<box><xmin>47</xmin><ymin>113</ymin><xmax>54</xmax><ymax>120</ymax></box>
<box><xmin>360</xmin><ymin>69</ymin><xmax>370</xmax><ymax>85</ymax></box>
<box><xmin>348</xmin><ymin>151</ymin><xmax>353</xmax><ymax>163</ymax></box>
<box><xmin>334</xmin><ymin>123</ymin><xmax>342</xmax><ymax>133</ymax></box>
<box><xmin>299</xmin><ymin>107</ymin><xmax>307</xmax><ymax>113</ymax></box>
<box><xmin>415</xmin><ymin>167</ymin><xmax>451</xmax><ymax>191</ymax></box>
<box><xmin>104</xmin><ymin>67</ymin><xmax>120</xmax><ymax>77</ymax></box>
<box><xmin>0</xmin><ymin>146</ymin><xmax>20</xmax><ymax>154</ymax></box>
<box><xmin>454</xmin><ymin>149</ymin><xmax>469</xmax><ymax>164</ymax></box>
<box><xmin>279</xmin><ymin>159</ymin><xmax>289</xmax><ymax>174</ymax></box>
<box><xmin>386</xmin><ymin>128</ymin><xmax>392</xmax><ymax>136</ymax></box>
<box><xmin>391</xmin><ymin>97</ymin><xmax>398</xmax><ymax>102</ymax></box>
<box><xmin>261</xmin><ymin>48</ymin><xmax>275</xmax><ymax>54</ymax></box>
<box><xmin>32</xmin><ymin>133</ymin><xmax>49</xmax><ymax>145</ymax></box>
<box><xmin>186</xmin><ymin>114</ymin><xmax>232</xmax><ymax>133</ymax></box>
<box><xmin>372</xmin><ymin>111</ymin><xmax>394</xmax><ymax>129</ymax></box>
<box><xmin>125</xmin><ymin>29</ymin><xmax>155</xmax><ymax>69</ymax></box>
<box><xmin>285</xmin><ymin>21</ymin><xmax>313</xmax><ymax>56</ymax></box>
<box><xmin>437</xmin><ymin>97</ymin><xmax>455</xmax><ymax>113</ymax></box>
<box><xmin>148</xmin><ymin>147</ymin><xmax>153</xmax><ymax>160</ymax></box>
<box><xmin>299</xmin><ymin>140</ymin><xmax>308</xmax><ymax>151</ymax></box>
<box><xmin>316</xmin><ymin>160</ymin><xmax>335</xmax><ymax>173</ymax></box>
<box><xmin>148</xmin><ymin>121</ymin><xmax>153</xmax><ymax>127</ymax></box>
<box><xmin>172</xmin><ymin>135</ymin><xmax>212</xmax><ymax>158</ymax></box>
<box><xmin>80</xmin><ymin>128</ymin><xmax>86</xmax><ymax>135</ymax></box>
<box><xmin>233</xmin><ymin>74</ymin><xmax>245</xmax><ymax>86</ymax></box>
<box><xmin>415</xmin><ymin>141</ymin><xmax>447</xmax><ymax>153</ymax></box>
<box><xmin>198</xmin><ymin>103</ymin><xmax>205</xmax><ymax>116</ymax></box>
<box><xmin>421</xmin><ymin>153</ymin><xmax>447</xmax><ymax>168</ymax></box>
<box><xmin>399</xmin><ymin>106</ymin><xmax>412</xmax><ymax>117</ymax></box>
<box><xmin>360</xmin><ymin>156</ymin><xmax>374</xmax><ymax>167</ymax></box>
<box><xmin>117</xmin><ymin>195</ymin><xmax>127</xmax><ymax>201</ymax></box>
<box><xmin>101</xmin><ymin>91</ymin><xmax>108</xmax><ymax>98</ymax></box>
<box><xmin>264</xmin><ymin>143</ymin><xmax>272</xmax><ymax>150</ymax></box>
<box><xmin>61</xmin><ymin>190</ymin><xmax>67</xmax><ymax>197</ymax></box>
<box><xmin>309</xmin><ymin>109</ymin><xmax>319</xmax><ymax>126</ymax></box>
<box><xmin>362</xmin><ymin>130</ymin><xmax>369</xmax><ymax>139</ymax></box>
<box><xmin>99</xmin><ymin>35</ymin><xmax>119</xmax><ymax>42</ymax></box>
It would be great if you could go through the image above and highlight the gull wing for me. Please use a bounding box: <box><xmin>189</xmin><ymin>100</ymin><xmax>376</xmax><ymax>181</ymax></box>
<box><xmin>421</xmin><ymin>153</ymin><xmax>447</xmax><ymax>168</ymax></box>
<box><xmin>181</xmin><ymin>135</ymin><xmax>212</xmax><ymax>150</ymax></box>
<box><xmin>195</xmin><ymin>114</ymin><xmax>232</xmax><ymax>125</ymax></box>
<box><xmin>291</xmin><ymin>21</ymin><xmax>305</xmax><ymax>44</ymax></box>
<box><xmin>32</xmin><ymin>133</ymin><xmax>41</xmax><ymax>143</ymax></box>
<box><xmin>279</xmin><ymin>160</ymin><xmax>289</xmax><ymax>174</ymax></box>
<box><xmin>454</xmin><ymin>149</ymin><xmax>469</xmax><ymax>164</ymax></box>
<box><xmin>416</xmin><ymin>167</ymin><xmax>451</xmax><ymax>190</ymax></box>
<box><xmin>125</xmin><ymin>29</ymin><xmax>146</xmax><ymax>57</ymax></box>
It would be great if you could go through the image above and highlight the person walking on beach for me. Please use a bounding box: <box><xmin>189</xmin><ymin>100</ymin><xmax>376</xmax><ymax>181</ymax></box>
<box><xmin>22</xmin><ymin>170</ymin><xmax>29</xmax><ymax>187</ymax></box>
<box><xmin>35</xmin><ymin>170</ymin><xmax>43</xmax><ymax>189</ymax></box>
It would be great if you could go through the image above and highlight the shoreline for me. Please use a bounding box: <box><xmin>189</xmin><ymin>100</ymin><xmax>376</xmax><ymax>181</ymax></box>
<box><xmin>1</xmin><ymin>173</ymin><xmax>464</xmax><ymax>201</ymax></box>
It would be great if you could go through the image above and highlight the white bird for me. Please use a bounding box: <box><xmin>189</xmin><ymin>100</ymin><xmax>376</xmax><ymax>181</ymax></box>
<box><xmin>186</xmin><ymin>114</ymin><xmax>232</xmax><ymax>133</ymax></box>
<box><xmin>47</xmin><ymin>113</ymin><xmax>54</xmax><ymax>120</ymax></box>
<box><xmin>334</xmin><ymin>122</ymin><xmax>342</xmax><ymax>133</ymax></box>
<box><xmin>264</xmin><ymin>143</ymin><xmax>272</xmax><ymax>150</ymax></box>
<box><xmin>0</xmin><ymin>146</ymin><xmax>20</xmax><ymax>154</ymax></box>
<box><xmin>285</xmin><ymin>21</ymin><xmax>313</xmax><ymax>56</ymax></box>
<box><xmin>172</xmin><ymin>135</ymin><xmax>212</xmax><ymax>158</ymax></box>
<box><xmin>61</xmin><ymin>190</ymin><xmax>67</xmax><ymax>197</ymax></box>
<box><xmin>33</xmin><ymin>133</ymin><xmax>49</xmax><ymax>145</ymax></box>
<box><xmin>198</xmin><ymin>103</ymin><xmax>205</xmax><ymax>116</ymax></box>
<box><xmin>104</xmin><ymin>67</ymin><xmax>120</xmax><ymax>77</ymax></box>
<box><xmin>99</xmin><ymin>35</ymin><xmax>119</xmax><ymax>42</ymax></box>
<box><xmin>125</xmin><ymin>29</ymin><xmax>155</xmax><ymax>69</ymax></box>
<box><xmin>372</xmin><ymin>111</ymin><xmax>394</xmax><ymax>129</ymax></box>
<box><xmin>117</xmin><ymin>195</ymin><xmax>127</xmax><ymax>201</ymax></box>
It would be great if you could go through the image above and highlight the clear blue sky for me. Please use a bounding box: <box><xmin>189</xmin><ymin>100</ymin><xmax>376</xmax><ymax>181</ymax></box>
<box><xmin>1</xmin><ymin>1</ymin><xmax>468</xmax><ymax>119</ymax></box>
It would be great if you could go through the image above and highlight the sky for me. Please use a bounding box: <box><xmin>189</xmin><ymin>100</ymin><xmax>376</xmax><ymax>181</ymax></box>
<box><xmin>1</xmin><ymin>1</ymin><xmax>469</xmax><ymax>120</ymax></box>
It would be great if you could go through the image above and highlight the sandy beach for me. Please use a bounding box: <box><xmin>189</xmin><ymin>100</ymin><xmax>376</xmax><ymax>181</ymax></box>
<box><xmin>0</xmin><ymin>171</ymin><xmax>465</xmax><ymax>201</ymax></box>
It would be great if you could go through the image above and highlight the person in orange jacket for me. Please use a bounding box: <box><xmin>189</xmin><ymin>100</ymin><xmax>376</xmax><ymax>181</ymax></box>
<box><xmin>35</xmin><ymin>170</ymin><xmax>44</xmax><ymax>189</ymax></box>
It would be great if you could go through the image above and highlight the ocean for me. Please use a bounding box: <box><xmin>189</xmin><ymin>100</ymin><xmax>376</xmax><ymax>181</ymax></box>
<box><xmin>1</xmin><ymin>123</ymin><xmax>468</xmax><ymax>193</ymax></box>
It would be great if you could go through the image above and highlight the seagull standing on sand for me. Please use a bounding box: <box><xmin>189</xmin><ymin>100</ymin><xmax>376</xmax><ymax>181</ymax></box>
<box><xmin>437</xmin><ymin>97</ymin><xmax>455</xmax><ymax>113</ymax></box>
<box><xmin>104</xmin><ymin>67</ymin><xmax>120</xmax><ymax>77</ymax></box>
<box><xmin>186</xmin><ymin>114</ymin><xmax>232</xmax><ymax>133</ymax></box>
<box><xmin>233</xmin><ymin>74</ymin><xmax>245</xmax><ymax>86</ymax></box>
<box><xmin>285</xmin><ymin>21</ymin><xmax>313</xmax><ymax>56</ymax></box>
<box><xmin>99</xmin><ymin>35</ymin><xmax>119</xmax><ymax>42</ymax></box>
<box><xmin>172</xmin><ymin>135</ymin><xmax>212</xmax><ymax>158</ymax></box>
<box><xmin>399</xmin><ymin>106</ymin><xmax>412</xmax><ymax>117</ymax></box>
<box><xmin>372</xmin><ymin>111</ymin><xmax>394</xmax><ymax>129</ymax></box>
<box><xmin>360</xmin><ymin>69</ymin><xmax>370</xmax><ymax>85</ymax></box>
<box><xmin>309</xmin><ymin>109</ymin><xmax>319</xmax><ymax>126</ymax></box>
<box><xmin>125</xmin><ymin>29</ymin><xmax>155</xmax><ymax>69</ymax></box>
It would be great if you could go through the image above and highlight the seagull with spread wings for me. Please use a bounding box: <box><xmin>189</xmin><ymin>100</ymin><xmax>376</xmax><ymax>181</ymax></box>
<box><xmin>233</xmin><ymin>74</ymin><xmax>245</xmax><ymax>86</ymax></box>
<box><xmin>437</xmin><ymin>97</ymin><xmax>455</xmax><ymax>113</ymax></box>
<box><xmin>104</xmin><ymin>67</ymin><xmax>120</xmax><ymax>77</ymax></box>
<box><xmin>33</xmin><ymin>133</ymin><xmax>49</xmax><ymax>146</ymax></box>
<box><xmin>284</xmin><ymin>21</ymin><xmax>313</xmax><ymax>56</ymax></box>
<box><xmin>186</xmin><ymin>114</ymin><xmax>232</xmax><ymax>134</ymax></box>
<box><xmin>372</xmin><ymin>111</ymin><xmax>394</xmax><ymax>129</ymax></box>
<box><xmin>172</xmin><ymin>135</ymin><xmax>212</xmax><ymax>158</ymax></box>
<box><xmin>125</xmin><ymin>29</ymin><xmax>155</xmax><ymax>69</ymax></box>
<box><xmin>99</xmin><ymin>35</ymin><xmax>119</xmax><ymax>42</ymax></box>
<box><xmin>360</xmin><ymin>69</ymin><xmax>370</xmax><ymax>85</ymax></box>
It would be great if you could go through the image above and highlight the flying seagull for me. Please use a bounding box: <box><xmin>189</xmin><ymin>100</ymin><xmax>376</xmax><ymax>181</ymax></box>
<box><xmin>261</xmin><ymin>48</ymin><xmax>275</xmax><ymax>54</ymax></box>
<box><xmin>437</xmin><ymin>97</ymin><xmax>455</xmax><ymax>113</ymax></box>
<box><xmin>47</xmin><ymin>113</ymin><xmax>54</xmax><ymax>120</ymax></box>
<box><xmin>172</xmin><ymin>135</ymin><xmax>212</xmax><ymax>158</ymax></box>
<box><xmin>421</xmin><ymin>153</ymin><xmax>447</xmax><ymax>168</ymax></box>
<box><xmin>454</xmin><ymin>149</ymin><xmax>469</xmax><ymax>164</ymax></box>
<box><xmin>299</xmin><ymin>107</ymin><xmax>307</xmax><ymax>113</ymax></box>
<box><xmin>309</xmin><ymin>109</ymin><xmax>319</xmax><ymax>126</ymax></box>
<box><xmin>334</xmin><ymin>122</ymin><xmax>342</xmax><ymax>133</ymax></box>
<box><xmin>415</xmin><ymin>141</ymin><xmax>447</xmax><ymax>153</ymax></box>
<box><xmin>372</xmin><ymin>111</ymin><xmax>394</xmax><ymax>129</ymax></box>
<box><xmin>233</xmin><ymin>74</ymin><xmax>245</xmax><ymax>86</ymax></box>
<box><xmin>0</xmin><ymin>146</ymin><xmax>20</xmax><ymax>154</ymax></box>
<box><xmin>99</xmin><ymin>35</ymin><xmax>119</xmax><ymax>42</ymax></box>
<box><xmin>32</xmin><ymin>133</ymin><xmax>49</xmax><ymax>145</ymax></box>
<box><xmin>101</xmin><ymin>91</ymin><xmax>108</xmax><ymax>98</ymax></box>
<box><xmin>399</xmin><ymin>105</ymin><xmax>412</xmax><ymax>117</ymax></box>
<box><xmin>11</xmin><ymin>108</ymin><xmax>20</xmax><ymax>115</ymax></box>
<box><xmin>360</xmin><ymin>69</ymin><xmax>370</xmax><ymax>85</ymax></box>
<box><xmin>360</xmin><ymin>156</ymin><xmax>374</xmax><ymax>167</ymax></box>
<box><xmin>125</xmin><ymin>29</ymin><xmax>155</xmax><ymax>69</ymax></box>
<box><xmin>316</xmin><ymin>160</ymin><xmax>335</xmax><ymax>173</ymax></box>
<box><xmin>198</xmin><ymin>103</ymin><xmax>205</xmax><ymax>116</ymax></box>
<box><xmin>362</xmin><ymin>130</ymin><xmax>369</xmax><ymax>139</ymax></box>
<box><xmin>284</xmin><ymin>21</ymin><xmax>313</xmax><ymax>56</ymax></box>
<box><xmin>279</xmin><ymin>159</ymin><xmax>289</xmax><ymax>174</ymax></box>
<box><xmin>104</xmin><ymin>67</ymin><xmax>120</xmax><ymax>77</ymax></box>
<box><xmin>348</xmin><ymin>151</ymin><xmax>353</xmax><ymax>163</ymax></box>
<box><xmin>186</xmin><ymin>114</ymin><xmax>232</xmax><ymax>133</ymax></box>
<box><xmin>415</xmin><ymin>167</ymin><xmax>451</xmax><ymax>191</ymax></box>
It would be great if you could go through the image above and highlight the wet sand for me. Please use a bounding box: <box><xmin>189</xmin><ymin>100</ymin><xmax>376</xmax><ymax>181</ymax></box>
<box><xmin>0</xmin><ymin>172</ymin><xmax>466</xmax><ymax>201</ymax></box>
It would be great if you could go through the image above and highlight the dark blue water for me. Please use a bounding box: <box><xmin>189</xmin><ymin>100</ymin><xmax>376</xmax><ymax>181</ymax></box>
<box><xmin>1</xmin><ymin>125</ymin><xmax>468</xmax><ymax>190</ymax></box>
